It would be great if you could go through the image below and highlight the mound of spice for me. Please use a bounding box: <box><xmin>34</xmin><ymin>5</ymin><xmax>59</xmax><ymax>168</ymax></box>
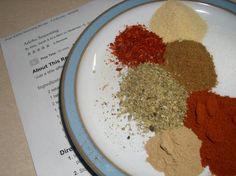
<box><xmin>163</xmin><ymin>40</ymin><xmax>217</xmax><ymax>92</ymax></box>
<box><xmin>117</xmin><ymin>63</ymin><xmax>188</xmax><ymax>132</ymax></box>
<box><xmin>109</xmin><ymin>24</ymin><xmax>166</xmax><ymax>68</ymax></box>
<box><xmin>184</xmin><ymin>91</ymin><xmax>236</xmax><ymax>176</ymax></box>
<box><xmin>149</xmin><ymin>0</ymin><xmax>207</xmax><ymax>43</ymax></box>
<box><xmin>145</xmin><ymin>127</ymin><xmax>203</xmax><ymax>176</ymax></box>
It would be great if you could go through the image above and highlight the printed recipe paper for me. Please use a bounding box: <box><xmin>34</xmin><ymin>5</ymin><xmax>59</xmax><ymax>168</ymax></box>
<box><xmin>1</xmin><ymin>1</ymin><xmax>121</xmax><ymax>175</ymax></box>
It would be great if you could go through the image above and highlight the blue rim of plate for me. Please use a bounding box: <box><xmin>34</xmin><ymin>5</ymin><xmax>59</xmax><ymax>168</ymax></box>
<box><xmin>60</xmin><ymin>0</ymin><xmax>236</xmax><ymax>175</ymax></box>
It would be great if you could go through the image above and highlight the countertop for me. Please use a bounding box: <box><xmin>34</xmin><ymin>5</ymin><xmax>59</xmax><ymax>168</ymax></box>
<box><xmin>0</xmin><ymin>1</ymin><xmax>89</xmax><ymax>175</ymax></box>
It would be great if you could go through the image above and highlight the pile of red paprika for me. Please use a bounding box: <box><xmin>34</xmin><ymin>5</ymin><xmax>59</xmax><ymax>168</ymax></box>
<box><xmin>109</xmin><ymin>24</ymin><xmax>236</xmax><ymax>176</ymax></box>
<box><xmin>185</xmin><ymin>91</ymin><xmax>236</xmax><ymax>176</ymax></box>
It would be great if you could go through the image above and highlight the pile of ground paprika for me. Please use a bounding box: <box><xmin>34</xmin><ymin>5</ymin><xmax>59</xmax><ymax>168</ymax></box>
<box><xmin>184</xmin><ymin>90</ymin><xmax>236</xmax><ymax>176</ymax></box>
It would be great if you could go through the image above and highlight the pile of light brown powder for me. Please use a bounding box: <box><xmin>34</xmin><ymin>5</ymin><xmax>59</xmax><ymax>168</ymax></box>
<box><xmin>149</xmin><ymin>0</ymin><xmax>207</xmax><ymax>43</ymax></box>
<box><xmin>162</xmin><ymin>40</ymin><xmax>217</xmax><ymax>92</ymax></box>
<box><xmin>145</xmin><ymin>127</ymin><xmax>203</xmax><ymax>176</ymax></box>
<box><xmin>117</xmin><ymin>63</ymin><xmax>188</xmax><ymax>132</ymax></box>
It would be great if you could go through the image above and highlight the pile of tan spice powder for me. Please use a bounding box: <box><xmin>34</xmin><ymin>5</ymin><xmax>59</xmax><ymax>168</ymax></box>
<box><xmin>117</xmin><ymin>63</ymin><xmax>188</xmax><ymax>132</ymax></box>
<box><xmin>162</xmin><ymin>40</ymin><xmax>217</xmax><ymax>92</ymax></box>
<box><xmin>145</xmin><ymin>127</ymin><xmax>203</xmax><ymax>176</ymax></box>
<box><xmin>149</xmin><ymin>0</ymin><xmax>207</xmax><ymax>43</ymax></box>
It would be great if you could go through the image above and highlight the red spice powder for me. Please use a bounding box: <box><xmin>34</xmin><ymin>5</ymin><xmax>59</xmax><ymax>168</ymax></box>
<box><xmin>184</xmin><ymin>91</ymin><xmax>236</xmax><ymax>176</ymax></box>
<box><xmin>109</xmin><ymin>24</ymin><xmax>166</xmax><ymax>68</ymax></box>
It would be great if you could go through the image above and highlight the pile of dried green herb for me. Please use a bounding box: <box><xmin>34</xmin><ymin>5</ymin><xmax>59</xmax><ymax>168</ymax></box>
<box><xmin>117</xmin><ymin>63</ymin><xmax>188</xmax><ymax>132</ymax></box>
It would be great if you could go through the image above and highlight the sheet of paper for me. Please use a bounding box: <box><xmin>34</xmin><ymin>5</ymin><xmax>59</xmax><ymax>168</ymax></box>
<box><xmin>0</xmin><ymin>1</ymin><xmax>121</xmax><ymax>175</ymax></box>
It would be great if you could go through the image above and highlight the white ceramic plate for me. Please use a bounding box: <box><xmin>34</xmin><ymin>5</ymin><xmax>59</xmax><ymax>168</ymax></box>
<box><xmin>60</xmin><ymin>1</ymin><xmax>236</xmax><ymax>175</ymax></box>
